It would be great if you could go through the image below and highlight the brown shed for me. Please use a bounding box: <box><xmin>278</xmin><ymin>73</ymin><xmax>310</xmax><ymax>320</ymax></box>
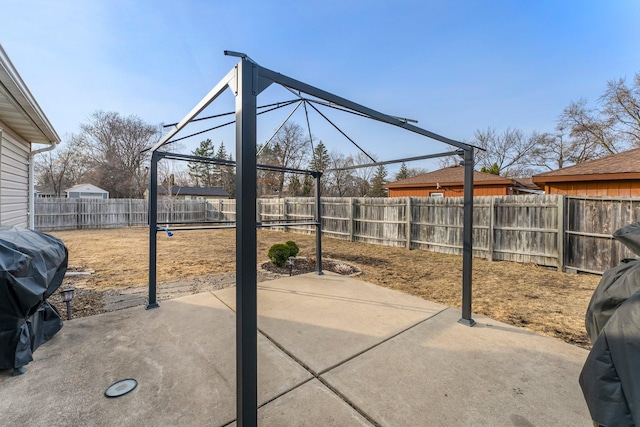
<box><xmin>531</xmin><ymin>148</ymin><xmax>640</xmax><ymax>197</ymax></box>
<box><xmin>384</xmin><ymin>165</ymin><xmax>539</xmax><ymax>197</ymax></box>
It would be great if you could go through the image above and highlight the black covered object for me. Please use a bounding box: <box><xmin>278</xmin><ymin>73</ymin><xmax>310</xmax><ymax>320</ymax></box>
<box><xmin>0</xmin><ymin>226</ymin><xmax>68</xmax><ymax>371</ymax></box>
<box><xmin>580</xmin><ymin>222</ymin><xmax>640</xmax><ymax>426</ymax></box>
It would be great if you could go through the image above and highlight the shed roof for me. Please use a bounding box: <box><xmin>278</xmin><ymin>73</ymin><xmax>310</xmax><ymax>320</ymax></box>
<box><xmin>159</xmin><ymin>185</ymin><xmax>229</xmax><ymax>197</ymax></box>
<box><xmin>384</xmin><ymin>165</ymin><xmax>514</xmax><ymax>188</ymax></box>
<box><xmin>532</xmin><ymin>147</ymin><xmax>640</xmax><ymax>184</ymax></box>
<box><xmin>0</xmin><ymin>44</ymin><xmax>59</xmax><ymax>146</ymax></box>
<box><xmin>64</xmin><ymin>183</ymin><xmax>109</xmax><ymax>194</ymax></box>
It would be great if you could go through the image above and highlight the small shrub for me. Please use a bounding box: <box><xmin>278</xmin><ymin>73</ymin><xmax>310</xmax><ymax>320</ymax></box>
<box><xmin>285</xmin><ymin>240</ymin><xmax>300</xmax><ymax>257</ymax></box>
<box><xmin>268</xmin><ymin>243</ymin><xmax>291</xmax><ymax>267</ymax></box>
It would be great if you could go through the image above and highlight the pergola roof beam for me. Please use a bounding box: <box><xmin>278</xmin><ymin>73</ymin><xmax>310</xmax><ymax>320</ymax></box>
<box><xmin>258</xmin><ymin>65</ymin><xmax>472</xmax><ymax>151</ymax></box>
<box><xmin>305</xmin><ymin>100</ymin><xmax>376</xmax><ymax>162</ymax></box>
<box><xmin>327</xmin><ymin>150</ymin><xmax>463</xmax><ymax>172</ymax></box>
<box><xmin>162</xmin><ymin>99</ymin><xmax>299</xmax><ymax>128</ymax></box>
<box><xmin>157</xmin><ymin>150</ymin><xmax>319</xmax><ymax>176</ymax></box>
<box><xmin>149</xmin><ymin>67</ymin><xmax>236</xmax><ymax>152</ymax></box>
<box><xmin>257</xmin><ymin>100</ymin><xmax>304</xmax><ymax>156</ymax></box>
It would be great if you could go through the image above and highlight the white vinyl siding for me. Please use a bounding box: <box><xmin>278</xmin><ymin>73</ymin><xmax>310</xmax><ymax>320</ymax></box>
<box><xmin>0</xmin><ymin>124</ymin><xmax>30</xmax><ymax>227</ymax></box>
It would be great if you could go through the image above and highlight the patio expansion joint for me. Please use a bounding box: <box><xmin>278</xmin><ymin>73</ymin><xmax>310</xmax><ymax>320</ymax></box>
<box><xmin>317</xmin><ymin>306</ymin><xmax>449</xmax><ymax>376</ymax></box>
<box><xmin>210</xmin><ymin>290</ymin><xmax>450</xmax><ymax>427</ymax></box>
<box><xmin>211</xmin><ymin>290</ymin><xmax>380</xmax><ymax>425</ymax></box>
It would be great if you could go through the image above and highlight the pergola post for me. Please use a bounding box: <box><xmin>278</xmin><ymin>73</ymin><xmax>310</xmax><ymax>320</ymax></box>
<box><xmin>315</xmin><ymin>172</ymin><xmax>323</xmax><ymax>275</ymax></box>
<box><xmin>459</xmin><ymin>148</ymin><xmax>476</xmax><ymax>326</ymax></box>
<box><xmin>146</xmin><ymin>150</ymin><xmax>160</xmax><ymax>310</ymax></box>
<box><xmin>235</xmin><ymin>58</ymin><xmax>258</xmax><ymax>426</ymax></box>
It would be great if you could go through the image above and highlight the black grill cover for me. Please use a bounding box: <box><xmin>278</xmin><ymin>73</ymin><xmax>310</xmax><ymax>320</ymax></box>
<box><xmin>580</xmin><ymin>222</ymin><xmax>640</xmax><ymax>426</ymax></box>
<box><xmin>0</xmin><ymin>226</ymin><xmax>68</xmax><ymax>370</ymax></box>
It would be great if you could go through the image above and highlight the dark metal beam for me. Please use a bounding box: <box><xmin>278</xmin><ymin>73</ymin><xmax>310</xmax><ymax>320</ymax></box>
<box><xmin>459</xmin><ymin>148</ymin><xmax>476</xmax><ymax>327</ymax></box>
<box><xmin>156</xmin><ymin>151</ymin><xmax>316</xmax><ymax>176</ymax></box>
<box><xmin>235</xmin><ymin>59</ymin><xmax>258</xmax><ymax>427</ymax></box>
<box><xmin>315</xmin><ymin>173</ymin><xmax>324</xmax><ymax>275</ymax></box>
<box><xmin>257</xmin><ymin>101</ymin><xmax>304</xmax><ymax>156</ymax></box>
<box><xmin>258</xmin><ymin>66</ymin><xmax>472</xmax><ymax>151</ymax></box>
<box><xmin>163</xmin><ymin>99</ymin><xmax>299</xmax><ymax>128</ymax></box>
<box><xmin>327</xmin><ymin>150</ymin><xmax>463</xmax><ymax>172</ymax></box>
<box><xmin>147</xmin><ymin>151</ymin><xmax>160</xmax><ymax>309</ymax></box>
<box><xmin>305</xmin><ymin>100</ymin><xmax>375</xmax><ymax>162</ymax></box>
<box><xmin>149</xmin><ymin>67</ymin><xmax>235</xmax><ymax>152</ymax></box>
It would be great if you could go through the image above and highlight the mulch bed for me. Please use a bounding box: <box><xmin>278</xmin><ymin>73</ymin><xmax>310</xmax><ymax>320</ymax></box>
<box><xmin>260</xmin><ymin>257</ymin><xmax>360</xmax><ymax>276</ymax></box>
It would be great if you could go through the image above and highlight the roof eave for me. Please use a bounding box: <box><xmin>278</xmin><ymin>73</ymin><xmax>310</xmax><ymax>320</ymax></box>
<box><xmin>385</xmin><ymin>179</ymin><xmax>515</xmax><ymax>188</ymax></box>
<box><xmin>0</xmin><ymin>44</ymin><xmax>60</xmax><ymax>146</ymax></box>
<box><xmin>532</xmin><ymin>172</ymin><xmax>640</xmax><ymax>184</ymax></box>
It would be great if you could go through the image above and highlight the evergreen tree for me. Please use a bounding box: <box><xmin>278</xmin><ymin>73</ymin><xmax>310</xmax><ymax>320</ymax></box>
<box><xmin>188</xmin><ymin>139</ymin><xmax>216</xmax><ymax>186</ymax></box>
<box><xmin>302</xmin><ymin>174</ymin><xmax>314</xmax><ymax>196</ymax></box>
<box><xmin>369</xmin><ymin>164</ymin><xmax>388</xmax><ymax>197</ymax></box>
<box><xmin>480</xmin><ymin>163</ymin><xmax>500</xmax><ymax>175</ymax></box>
<box><xmin>309</xmin><ymin>141</ymin><xmax>330</xmax><ymax>172</ymax></box>
<box><xmin>396</xmin><ymin>162</ymin><xmax>409</xmax><ymax>181</ymax></box>
<box><xmin>215</xmin><ymin>142</ymin><xmax>236</xmax><ymax>197</ymax></box>
<box><xmin>288</xmin><ymin>175</ymin><xmax>302</xmax><ymax>196</ymax></box>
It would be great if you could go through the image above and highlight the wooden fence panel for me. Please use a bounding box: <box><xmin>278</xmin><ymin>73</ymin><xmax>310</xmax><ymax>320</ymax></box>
<box><xmin>565</xmin><ymin>197</ymin><xmax>640</xmax><ymax>274</ymax></box>
<box><xmin>492</xmin><ymin>194</ymin><xmax>560</xmax><ymax>267</ymax></box>
<box><xmin>410</xmin><ymin>197</ymin><xmax>490</xmax><ymax>257</ymax></box>
<box><xmin>35</xmin><ymin>195</ymin><xmax>640</xmax><ymax>275</ymax></box>
<box><xmin>320</xmin><ymin>197</ymin><xmax>350</xmax><ymax>240</ymax></box>
<box><xmin>351</xmin><ymin>198</ymin><xmax>407</xmax><ymax>247</ymax></box>
<box><xmin>35</xmin><ymin>198</ymin><xmax>79</xmax><ymax>230</ymax></box>
<box><xmin>78</xmin><ymin>199</ymin><xmax>129</xmax><ymax>229</ymax></box>
<box><xmin>286</xmin><ymin>197</ymin><xmax>315</xmax><ymax>235</ymax></box>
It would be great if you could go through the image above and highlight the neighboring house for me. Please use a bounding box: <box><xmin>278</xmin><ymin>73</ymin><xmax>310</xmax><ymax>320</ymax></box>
<box><xmin>34</xmin><ymin>185</ymin><xmax>57</xmax><ymax>198</ymax></box>
<box><xmin>153</xmin><ymin>185</ymin><xmax>230</xmax><ymax>201</ymax></box>
<box><xmin>384</xmin><ymin>165</ymin><xmax>540</xmax><ymax>197</ymax></box>
<box><xmin>532</xmin><ymin>148</ymin><xmax>640</xmax><ymax>197</ymax></box>
<box><xmin>0</xmin><ymin>44</ymin><xmax>60</xmax><ymax>228</ymax></box>
<box><xmin>64</xmin><ymin>183</ymin><xmax>109</xmax><ymax>199</ymax></box>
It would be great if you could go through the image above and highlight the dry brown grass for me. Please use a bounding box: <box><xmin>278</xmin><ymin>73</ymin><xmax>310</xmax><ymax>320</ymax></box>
<box><xmin>51</xmin><ymin>227</ymin><xmax>600</xmax><ymax>348</ymax></box>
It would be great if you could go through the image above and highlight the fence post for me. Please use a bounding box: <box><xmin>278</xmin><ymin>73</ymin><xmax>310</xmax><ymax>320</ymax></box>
<box><xmin>405</xmin><ymin>197</ymin><xmax>412</xmax><ymax>250</ymax></box>
<box><xmin>488</xmin><ymin>197</ymin><xmax>495</xmax><ymax>261</ymax></box>
<box><xmin>76</xmin><ymin>199</ymin><xmax>81</xmax><ymax>229</ymax></box>
<box><xmin>283</xmin><ymin>198</ymin><xmax>288</xmax><ymax>233</ymax></box>
<box><xmin>349</xmin><ymin>198</ymin><xmax>355</xmax><ymax>242</ymax></box>
<box><xmin>128</xmin><ymin>199</ymin><xmax>132</xmax><ymax>227</ymax></box>
<box><xmin>557</xmin><ymin>194</ymin><xmax>565</xmax><ymax>272</ymax></box>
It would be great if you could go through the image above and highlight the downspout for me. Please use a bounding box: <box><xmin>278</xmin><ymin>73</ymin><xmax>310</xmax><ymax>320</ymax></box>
<box><xmin>28</xmin><ymin>140</ymin><xmax>58</xmax><ymax>229</ymax></box>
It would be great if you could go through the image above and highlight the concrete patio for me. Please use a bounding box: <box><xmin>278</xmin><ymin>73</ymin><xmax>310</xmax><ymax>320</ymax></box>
<box><xmin>0</xmin><ymin>273</ymin><xmax>591</xmax><ymax>426</ymax></box>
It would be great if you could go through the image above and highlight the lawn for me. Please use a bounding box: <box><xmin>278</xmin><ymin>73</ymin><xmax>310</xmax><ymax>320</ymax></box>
<box><xmin>50</xmin><ymin>227</ymin><xmax>600</xmax><ymax>348</ymax></box>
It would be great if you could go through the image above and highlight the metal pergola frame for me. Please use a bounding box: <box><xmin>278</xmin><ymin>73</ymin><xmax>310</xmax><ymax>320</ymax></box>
<box><xmin>147</xmin><ymin>150</ymin><xmax>324</xmax><ymax>310</ymax></box>
<box><xmin>148</xmin><ymin>51</ymin><xmax>476</xmax><ymax>427</ymax></box>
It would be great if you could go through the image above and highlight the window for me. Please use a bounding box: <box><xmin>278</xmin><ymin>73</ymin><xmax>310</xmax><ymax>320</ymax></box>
<box><xmin>429</xmin><ymin>192</ymin><xmax>444</xmax><ymax>198</ymax></box>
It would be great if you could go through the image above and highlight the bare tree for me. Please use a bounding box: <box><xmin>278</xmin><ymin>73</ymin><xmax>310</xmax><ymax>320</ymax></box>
<box><xmin>406</xmin><ymin>166</ymin><xmax>429</xmax><ymax>178</ymax></box>
<box><xmin>327</xmin><ymin>151</ymin><xmax>359</xmax><ymax>196</ymax></box>
<box><xmin>558</xmin><ymin>99</ymin><xmax>618</xmax><ymax>156</ymax></box>
<box><xmin>352</xmin><ymin>152</ymin><xmax>377</xmax><ymax>196</ymax></box>
<box><xmin>76</xmin><ymin>111</ymin><xmax>161</xmax><ymax>198</ymax></box>
<box><xmin>601</xmin><ymin>74</ymin><xmax>640</xmax><ymax>147</ymax></box>
<box><xmin>260</xmin><ymin>122</ymin><xmax>309</xmax><ymax>196</ymax></box>
<box><xmin>472</xmin><ymin>127</ymin><xmax>540</xmax><ymax>177</ymax></box>
<box><xmin>34</xmin><ymin>139</ymin><xmax>90</xmax><ymax>196</ymax></box>
<box><xmin>528</xmin><ymin>124</ymin><xmax>604</xmax><ymax>172</ymax></box>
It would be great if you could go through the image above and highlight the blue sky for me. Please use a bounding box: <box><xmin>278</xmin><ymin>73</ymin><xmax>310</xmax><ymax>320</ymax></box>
<box><xmin>3</xmin><ymin>0</ymin><xmax>640</xmax><ymax>172</ymax></box>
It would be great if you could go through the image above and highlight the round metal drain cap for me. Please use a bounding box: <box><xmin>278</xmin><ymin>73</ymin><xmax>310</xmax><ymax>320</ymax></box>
<box><xmin>105</xmin><ymin>379</ymin><xmax>138</xmax><ymax>398</ymax></box>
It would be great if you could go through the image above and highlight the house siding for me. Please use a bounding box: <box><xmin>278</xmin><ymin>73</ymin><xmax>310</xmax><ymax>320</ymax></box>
<box><xmin>544</xmin><ymin>180</ymin><xmax>640</xmax><ymax>197</ymax></box>
<box><xmin>388</xmin><ymin>184</ymin><xmax>511</xmax><ymax>198</ymax></box>
<box><xmin>0</xmin><ymin>122</ymin><xmax>29</xmax><ymax>227</ymax></box>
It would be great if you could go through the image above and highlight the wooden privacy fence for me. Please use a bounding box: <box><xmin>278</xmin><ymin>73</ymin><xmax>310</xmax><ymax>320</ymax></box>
<box><xmin>34</xmin><ymin>195</ymin><xmax>640</xmax><ymax>274</ymax></box>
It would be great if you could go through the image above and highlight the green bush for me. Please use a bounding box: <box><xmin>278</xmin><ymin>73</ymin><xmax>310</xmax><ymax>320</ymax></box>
<box><xmin>285</xmin><ymin>240</ymin><xmax>299</xmax><ymax>257</ymax></box>
<box><xmin>268</xmin><ymin>243</ymin><xmax>291</xmax><ymax>267</ymax></box>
